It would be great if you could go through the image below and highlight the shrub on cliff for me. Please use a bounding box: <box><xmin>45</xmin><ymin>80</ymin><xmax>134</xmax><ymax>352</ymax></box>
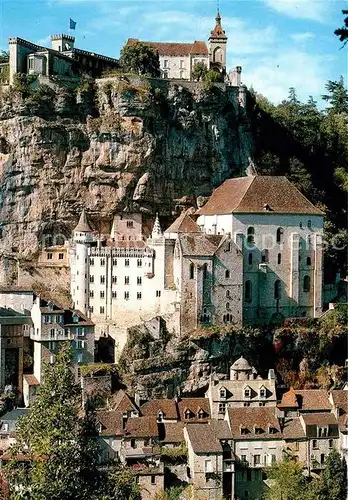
<box><xmin>119</xmin><ymin>41</ymin><xmax>160</xmax><ymax>77</ymax></box>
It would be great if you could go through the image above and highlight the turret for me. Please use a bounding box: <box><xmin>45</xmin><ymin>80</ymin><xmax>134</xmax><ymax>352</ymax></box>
<box><xmin>151</xmin><ymin>213</ymin><xmax>163</xmax><ymax>239</ymax></box>
<box><xmin>51</xmin><ymin>34</ymin><xmax>75</xmax><ymax>52</ymax></box>
<box><xmin>209</xmin><ymin>12</ymin><xmax>228</xmax><ymax>70</ymax></box>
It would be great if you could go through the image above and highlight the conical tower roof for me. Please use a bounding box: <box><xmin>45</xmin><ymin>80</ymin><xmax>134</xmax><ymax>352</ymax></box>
<box><xmin>74</xmin><ymin>209</ymin><xmax>93</xmax><ymax>233</ymax></box>
<box><xmin>151</xmin><ymin>213</ymin><xmax>162</xmax><ymax>238</ymax></box>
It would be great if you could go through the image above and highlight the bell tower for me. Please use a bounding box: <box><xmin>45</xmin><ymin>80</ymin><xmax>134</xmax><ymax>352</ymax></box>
<box><xmin>209</xmin><ymin>12</ymin><xmax>228</xmax><ymax>71</ymax></box>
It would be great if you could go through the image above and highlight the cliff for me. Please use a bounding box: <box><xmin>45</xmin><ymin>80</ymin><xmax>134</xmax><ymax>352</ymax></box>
<box><xmin>0</xmin><ymin>76</ymin><xmax>251</xmax><ymax>283</ymax></box>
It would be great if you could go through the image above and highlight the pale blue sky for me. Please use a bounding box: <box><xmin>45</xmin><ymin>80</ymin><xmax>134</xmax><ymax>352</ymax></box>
<box><xmin>1</xmin><ymin>0</ymin><xmax>347</xmax><ymax>104</ymax></box>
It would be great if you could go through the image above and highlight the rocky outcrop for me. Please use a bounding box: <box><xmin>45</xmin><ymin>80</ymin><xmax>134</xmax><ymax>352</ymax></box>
<box><xmin>0</xmin><ymin>76</ymin><xmax>251</xmax><ymax>278</ymax></box>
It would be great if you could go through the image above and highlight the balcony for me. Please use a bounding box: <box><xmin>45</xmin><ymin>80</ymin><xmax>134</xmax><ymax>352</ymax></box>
<box><xmin>30</xmin><ymin>324</ymin><xmax>72</xmax><ymax>342</ymax></box>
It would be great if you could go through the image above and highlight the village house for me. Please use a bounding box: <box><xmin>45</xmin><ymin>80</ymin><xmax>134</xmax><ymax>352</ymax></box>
<box><xmin>206</xmin><ymin>356</ymin><xmax>277</xmax><ymax>419</ymax></box>
<box><xmin>0</xmin><ymin>409</ymin><xmax>28</xmax><ymax>455</ymax></box>
<box><xmin>329</xmin><ymin>389</ymin><xmax>348</xmax><ymax>462</ymax></box>
<box><xmin>24</xmin><ymin>296</ymin><xmax>95</xmax><ymax>406</ymax></box>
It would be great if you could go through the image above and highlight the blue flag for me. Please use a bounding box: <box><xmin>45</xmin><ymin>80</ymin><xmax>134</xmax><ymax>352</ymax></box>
<box><xmin>69</xmin><ymin>18</ymin><xmax>77</xmax><ymax>30</ymax></box>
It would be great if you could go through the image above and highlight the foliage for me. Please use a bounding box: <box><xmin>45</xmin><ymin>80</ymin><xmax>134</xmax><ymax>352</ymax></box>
<box><xmin>264</xmin><ymin>458</ymin><xmax>321</xmax><ymax>500</ymax></box>
<box><xmin>119</xmin><ymin>42</ymin><xmax>160</xmax><ymax>77</ymax></box>
<box><xmin>99</xmin><ymin>468</ymin><xmax>141</xmax><ymax>500</ymax></box>
<box><xmin>322</xmin><ymin>76</ymin><xmax>348</xmax><ymax>113</ymax></box>
<box><xmin>0</xmin><ymin>50</ymin><xmax>9</xmax><ymax>63</ymax></box>
<box><xmin>155</xmin><ymin>486</ymin><xmax>185</xmax><ymax>500</ymax></box>
<box><xmin>153</xmin><ymin>443</ymin><xmax>188</xmax><ymax>458</ymax></box>
<box><xmin>0</xmin><ymin>64</ymin><xmax>9</xmax><ymax>84</ymax></box>
<box><xmin>4</xmin><ymin>343</ymin><xmax>139</xmax><ymax>500</ymax></box>
<box><xmin>12</xmin><ymin>73</ymin><xmax>37</xmax><ymax>97</ymax></box>
<box><xmin>334</xmin><ymin>10</ymin><xmax>348</xmax><ymax>45</ymax></box>
<box><xmin>191</xmin><ymin>62</ymin><xmax>208</xmax><ymax>82</ymax></box>
<box><xmin>319</xmin><ymin>450</ymin><xmax>347</xmax><ymax>500</ymax></box>
<box><xmin>79</xmin><ymin>362</ymin><xmax>116</xmax><ymax>377</ymax></box>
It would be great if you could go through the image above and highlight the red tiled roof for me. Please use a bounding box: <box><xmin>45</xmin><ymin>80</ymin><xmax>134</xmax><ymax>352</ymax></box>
<box><xmin>161</xmin><ymin>422</ymin><xmax>185</xmax><ymax>443</ymax></box>
<box><xmin>140</xmin><ymin>399</ymin><xmax>178</xmax><ymax>420</ymax></box>
<box><xmin>282</xmin><ymin>418</ymin><xmax>306</xmax><ymax>439</ymax></box>
<box><xmin>74</xmin><ymin>209</ymin><xmax>93</xmax><ymax>233</ymax></box>
<box><xmin>178</xmin><ymin>233</ymin><xmax>223</xmax><ymax>256</ymax></box>
<box><xmin>96</xmin><ymin>410</ymin><xmax>124</xmax><ymax>436</ymax></box>
<box><xmin>186</xmin><ymin>421</ymin><xmax>231</xmax><ymax>453</ymax></box>
<box><xmin>177</xmin><ymin>398</ymin><xmax>210</xmax><ymax>422</ymax></box>
<box><xmin>278</xmin><ymin>388</ymin><xmax>299</xmax><ymax>409</ymax></box>
<box><xmin>109</xmin><ymin>390</ymin><xmax>139</xmax><ymax>414</ymax></box>
<box><xmin>227</xmin><ymin>407</ymin><xmax>281</xmax><ymax>440</ymax></box>
<box><xmin>165</xmin><ymin>210</ymin><xmax>200</xmax><ymax>234</ymax></box>
<box><xmin>197</xmin><ymin>176</ymin><xmax>324</xmax><ymax>216</ymax></box>
<box><xmin>295</xmin><ymin>390</ymin><xmax>331</xmax><ymax>412</ymax></box>
<box><xmin>108</xmin><ymin>240</ymin><xmax>147</xmax><ymax>249</ymax></box>
<box><xmin>23</xmin><ymin>374</ymin><xmax>39</xmax><ymax>386</ymax></box>
<box><xmin>331</xmin><ymin>390</ymin><xmax>348</xmax><ymax>411</ymax></box>
<box><xmin>126</xmin><ymin>38</ymin><xmax>208</xmax><ymax>56</ymax></box>
<box><xmin>125</xmin><ymin>416</ymin><xmax>159</xmax><ymax>438</ymax></box>
<box><xmin>301</xmin><ymin>413</ymin><xmax>338</xmax><ymax>426</ymax></box>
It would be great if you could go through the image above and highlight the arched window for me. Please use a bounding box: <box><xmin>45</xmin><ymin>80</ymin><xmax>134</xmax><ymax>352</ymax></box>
<box><xmin>274</xmin><ymin>280</ymin><xmax>281</xmax><ymax>300</ymax></box>
<box><xmin>189</xmin><ymin>263</ymin><xmax>195</xmax><ymax>279</ymax></box>
<box><xmin>303</xmin><ymin>275</ymin><xmax>310</xmax><ymax>292</ymax></box>
<box><xmin>226</xmin><ymin>302</ymin><xmax>230</xmax><ymax>310</ymax></box>
<box><xmin>299</xmin><ymin>221</ymin><xmax>303</xmax><ymax>229</ymax></box>
<box><xmin>277</xmin><ymin>253</ymin><xmax>282</xmax><ymax>265</ymax></box>
<box><xmin>220</xmin><ymin>387</ymin><xmax>227</xmax><ymax>399</ymax></box>
<box><xmin>247</xmin><ymin>227</ymin><xmax>255</xmax><ymax>245</ymax></box>
<box><xmin>306</xmin><ymin>256</ymin><xmax>311</xmax><ymax>266</ymax></box>
<box><xmin>248</xmin><ymin>253</ymin><xmax>253</xmax><ymax>265</ymax></box>
<box><xmin>245</xmin><ymin>280</ymin><xmax>252</xmax><ymax>303</ymax></box>
<box><xmin>307</xmin><ymin>220</ymin><xmax>312</xmax><ymax>228</ymax></box>
<box><xmin>276</xmin><ymin>228</ymin><xmax>284</xmax><ymax>244</ymax></box>
<box><xmin>203</xmin><ymin>263</ymin><xmax>208</xmax><ymax>279</ymax></box>
<box><xmin>226</xmin><ymin>290</ymin><xmax>230</xmax><ymax>298</ymax></box>
<box><xmin>225</xmin><ymin>270</ymin><xmax>230</xmax><ymax>279</ymax></box>
<box><xmin>261</xmin><ymin>249</ymin><xmax>269</xmax><ymax>263</ymax></box>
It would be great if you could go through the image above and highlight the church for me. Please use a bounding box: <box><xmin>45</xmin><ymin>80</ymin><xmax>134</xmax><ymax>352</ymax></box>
<box><xmin>69</xmin><ymin>174</ymin><xmax>324</xmax><ymax>354</ymax></box>
<box><xmin>126</xmin><ymin>12</ymin><xmax>241</xmax><ymax>83</ymax></box>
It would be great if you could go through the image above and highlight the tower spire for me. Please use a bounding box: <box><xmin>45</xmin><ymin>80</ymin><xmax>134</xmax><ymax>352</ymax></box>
<box><xmin>151</xmin><ymin>213</ymin><xmax>162</xmax><ymax>239</ymax></box>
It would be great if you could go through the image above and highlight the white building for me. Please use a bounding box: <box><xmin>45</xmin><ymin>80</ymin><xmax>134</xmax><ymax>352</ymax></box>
<box><xmin>196</xmin><ymin>175</ymin><xmax>324</xmax><ymax>324</ymax></box>
<box><xmin>70</xmin><ymin>175</ymin><xmax>324</xmax><ymax>354</ymax></box>
<box><xmin>126</xmin><ymin>12</ymin><xmax>230</xmax><ymax>81</ymax></box>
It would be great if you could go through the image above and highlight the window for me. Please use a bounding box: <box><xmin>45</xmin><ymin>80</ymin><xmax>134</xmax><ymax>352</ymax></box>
<box><xmin>261</xmin><ymin>249</ymin><xmax>269</xmax><ymax>263</ymax></box>
<box><xmin>28</xmin><ymin>58</ymin><xmax>34</xmax><ymax>70</ymax></box>
<box><xmin>131</xmin><ymin>438</ymin><xmax>136</xmax><ymax>448</ymax></box>
<box><xmin>198</xmin><ymin>409</ymin><xmax>204</xmax><ymax>419</ymax></box>
<box><xmin>137</xmin><ymin>292</ymin><xmax>142</xmax><ymax>300</ymax></box>
<box><xmin>226</xmin><ymin>290</ymin><xmax>230</xmax><ymax>298</ymax></box>
<box><xmin>179</xmin><ymin>70</ymin><xmax>184</xmax><ymax>79</ymax></box>
<box><xmin>47</xmin><ymin>253</ymin><xmax>53</xmax><ymax>260</ymax></box>
<box><xmin>244</xmin><ymin>388</ymin><xmax>251</xmax><ymax>398</ymax></box>
<box><xmin>180</xmin><ymin>59</ymin><xmax>184</xmax><ymax>68</ymax></box>
<box><xmin>126</xmin><ymin>220</ymin><xmax>134</xmax><ymax>228</ymax></box>
<box><xmin>226</xmin><ymin>302</ymin><xmax>230</xmax><ymax>310</ymax></box>
<box><xmin>244</xmin><ymin>402</ymin><xmax>250</xmax><ymax>407</ymax></box>
<box><xmin>163</xmin><ymin>70</ymin><xmax>169</xmax><ymax>79</ymax></box>
<box><xmin>274</xmin><ymin>280</ymin><xmax>281</xmax><ymax>300</ymax></box>
<box><xmin>137</xmin><ymin>259</ymin><xmax>142</xmax><ymax>267</ymax></box>
<box><xmin>277</xmin><ymin>253</ymin><xmax>282</xmax><ymax>265</ymax></box>
<box><xmin>303</xmin><ymin>275</ymin><xmax>310</xmax><ymax>292</ymax></box>
<box><xmin>271</xmin><ymin>454</ymin><xmax>276</xmax><ymax>464</ymax></box>
<box><xmin>90</xmin><ymin>258</ymin><xmax>94</xmax><ymax>266</ymax></box>
<box><xmin>100</xmin><ymin>258</ymin><xmax>105</xmax><ymax>266</ymax></box>
<box><xmin>225</xmin><ymin>270</ymin><xmax>230</xmax><ymax>279</ymax></box>
<box><xmin>247</xmin><ymin>227</ymin><xmax>255</xmax><ymax>245</ymax></box>
<box><xmin>89</xmin><ymin>290</ymin><xmax>94</xmax><ymax>298</ymax></box>
<box><xmin>151</xmin><ymin>475</ymin><xmax>156</xmax><ymax>485</ymax></box>
<box><xmin>58</xmin><ymin>253</ymin><xmax>64</xmax><ymax>260</ymax></box>
<box><xmin>156</xmin><ymin>290</ymin><xmax>161</xmax><ymax>297</ymax></box>
<box><xmin>259</xmin><ymin>402</ymin><xmax>265</xmax><ymax>407</ymax></box>
<box><xmin>89</xmin><ymin>275</ymin><xmax>94</xmax><ymax>283</ymax></box>
<box><xmin>189</xmin><ymin>263</ymin><xmax>195</xmax><ymax>279</ymax></box>
<box><xmin>307</xmin><ymin>256</ymin><xmax>312</xmax><ymax>266</ymax></box>
<box><xmin>100</xmin><ymin>306</ymin><xmax>104</xmax><ymax>314</ymax></box>
<box><xmin>218</xmin><ymin>403</ymin><xmax>226</xmax><ymax>414</ymax></box>
<box><xmin>248</xmin><ymin>252</ymin><xmax>253</xmax><ymax>265</ymax></box>
<box><xmin>125</xmin><ymin>276</ymin><xmax>129</xmax><ymax>285</ymax></box>
<box><xmin>321</xmin><ymin>453</ymin><xmax>325</xmax><ymax>465</ymax></box>
<box><xmin>223</xmin><ymin>313</ymin><xmax>233</xmax><ymax>323</ymax></box>
<box><xmin>308</xmin><ymin>220</ymin><xmax>312</xmax><ymax>228</ymax></box>
<box><xmin>100</xmin><ymin>275</ymin><xmax>105</xmax><ymax>284</ymax></box>
<box><xmin>184</xmin><ymin>410</ymin><xmax>191</xmax><ymax>420</ymax></box>
<box><xmin>112</xmin><ymin>291</ymin><xmax>117</xmax><ymax>299</ymax></box>
<box><xmin>254</xmin><ymin>455</ymin><xmax>261</xmax><ymax>466</ymax></box>
<box><xmin>137</xmin><ymin>276</ymin><xmax>142</xmax><ymax>285</ymax></box>
<box><xmin>90</xmin><ymin>306</ymin><xmax>93</xmax><ymax>313</ymax></box>
<box><xmin>276</xmin><ymin>227</ymin><xmax>284</xmax><ymax>244</ymax></box>
<box><xmin>124</xmin><ymin>291</ymin><xmax>129</xmax><ymax>300</ymax></box>
<box><xmin>260</xmin><ymin>388</ymin><xmax>266</xmax><ymax>398</ymax></box>
<box><xmin>163</xmin><ymin>59</ymin><xmax>168</xmax><ymax>68</ymax></box>
<box><xmin>329</xmin><ymin>439</ymin><xmax>333</xmax><ymax>449</ymax></box>
<box><xmin>77</xmin><ymin>340</ymin><xmax>85</xmax><ymax>349</ymax></box>
<box><xmin>220</xmin><ymin>387</ymin><xmax>227</xmax><ymax>399</ymax></box>
<box><xmin>112</xmin><ymin>258</ymin><xmax>117</xmax><ymax>266</ymax></box>
<box><xmin>125</xmin><ymin>259</ymin><xmax>130</xmax><ymax>267</ymax></box>
<box><xmin>299</xmin><ymin>221</ymin><xmax>303</xmax><ymax>229</ymax></box>
<box><xmin>245</xmin><ymin>280</ymin><xmax>252</xmax><ymax>303</ymax></box>
<box><xmin>112</xmin><ymin>276</ymin><xmax>117</xmax><ymax>284</ymax></box>
<box><xmin>318</xmin><ymin>427</ymin><xmax>328</xmax><ymax>438</ymax></box>
<box><xmin>100</xmin><ymin>291</ymin><xmax>105</xmax><ymax>298</ymax></box>
<box><xmin>312</xmin><ymin>439</ymin><xmax>318</xmax><ymax>449</ymax></box>
<box><xmin>204</xmin><ymin>459</ymin><xmax>212</xmax><ymax>473</ymax></box>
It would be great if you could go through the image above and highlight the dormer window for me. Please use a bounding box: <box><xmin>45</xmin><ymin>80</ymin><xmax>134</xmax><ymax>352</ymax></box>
<box><xmin>157</xmin><ymin>411</ymin><xmax>164</xmax><ymax>423</ymax></box>
<box><xmin>268</xmin><ymin>426</ymin><xmax>277</xmax><ymax>434</ymax></box>
<box><xmin>254</xmin><ymin>427</ymin><xmax>263</xmax><ymax>435</ymax></box>
<box><xmin>259</xmin><ymin>387</ymin><xmax>266</xmax><ymax>398</ymax></box>
<box><xmin>198</xmin><ymin>409</ymin><xmax>205</xmax><ymax>419</ymax></box>
<box><xmin>241</xmin><ymin>427</ymin><xmax>248</xmax><ymax>435</ymax></box>
<box><xmin>220</xmin><ymin>387</ymin><xmax>227</xmax><ymax>400</ymax></box>
<box><xmin>244</xmin><ymin>387</ymin><xmax>251</xmax><ymax>399</ymax></box>
<box><xmin>318</xmin><ymin>426</ymin><xmax>328</xmax><ymax>438</ymax></box>
<box><xmin>184</xmin><ymin>409</ymin><xmax>192</xmax><ymax>420</ymax></box>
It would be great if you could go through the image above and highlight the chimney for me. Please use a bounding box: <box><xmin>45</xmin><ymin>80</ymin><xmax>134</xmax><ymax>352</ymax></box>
<box><xmin>134</xmin><ymin>392</ymin><xmax>140</xmax><ymax>409</ymax></box>
<box><xmin>268</xmin><ymin>369</ymin><xmax>276</xmax><ymax>380</ymax></box>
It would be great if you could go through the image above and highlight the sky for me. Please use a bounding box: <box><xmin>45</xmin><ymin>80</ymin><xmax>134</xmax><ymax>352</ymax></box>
<box><xmin>0</xmin><ymin>0</ymin><xmax>347</xmax><ymax>105</ymax></box>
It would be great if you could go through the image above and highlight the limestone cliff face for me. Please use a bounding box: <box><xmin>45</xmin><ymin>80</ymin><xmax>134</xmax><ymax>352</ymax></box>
<box><xmin>0</xmin><ymin>77</ymin><xmax>251</xmax><ymax>273</ymax></box>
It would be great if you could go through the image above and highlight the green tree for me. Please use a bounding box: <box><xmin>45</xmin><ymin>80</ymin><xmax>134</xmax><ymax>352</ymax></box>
<box><xmin>264</xmin><ymin>458</ymin><xmax>320</xmax><ymax>500</ymax></box>
<box><xmin>5</xmin><ymin>343</ymin><xmax>140</xmax><ymax>500</ymax></box>
<box><xmin>319</xmin><ymin>450</ymin><xmax>347</xmax><ymax>500</ymax></box>
<box><xmin>322</xmin><ymin>76</ymin><xmax>348</xmax><ymax>114</ymax></box>
<box><xmin>119</xmin><ymin>41</ymin><xmax>160</xmax><ymax>77</ymax></box>
<box><xmin>334</xmin><ymin>10</ymin><xmax>348</xmax><ymax>45</ymax></box>
<box><xmin>192</xmin><ymin>61</ymin><xmax>208</xmax><ymax>82</ymax></box>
